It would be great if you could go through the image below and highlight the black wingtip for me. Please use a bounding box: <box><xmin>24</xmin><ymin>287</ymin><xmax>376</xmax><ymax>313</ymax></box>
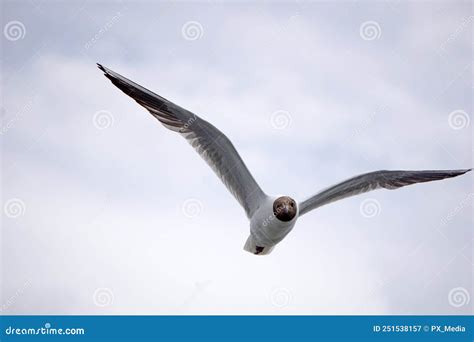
<box><xmin>458</xmin><ymin>168</ymin><xmax>472</xmax><ymax>174</ymax></box>
<box><xmin>451</xmin><ymin>168</ymin><xmax>472</xmax><ymax>178</ymax></box>
<box><xmin>97</xmin><ymin>63</ymin><xmax>106</xmax><ymax>72</ymax></box>
<box><xmin>449</xmin><ymin>168</ymin><xmax>471</xmax><ymax>177</ymax></box>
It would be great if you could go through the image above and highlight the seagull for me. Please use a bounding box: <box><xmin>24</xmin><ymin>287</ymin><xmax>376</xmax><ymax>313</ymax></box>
<box><xmin>97</xmin><ymin>64</ymin><xmax>471</xmax><ymax>255</ymax></box>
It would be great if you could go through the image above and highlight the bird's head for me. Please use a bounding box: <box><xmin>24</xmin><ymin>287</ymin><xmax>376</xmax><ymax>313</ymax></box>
<box><xmin>273</xmin><ymin>196</ymin><xmax>297</xmax><ymax>222</ymax></box>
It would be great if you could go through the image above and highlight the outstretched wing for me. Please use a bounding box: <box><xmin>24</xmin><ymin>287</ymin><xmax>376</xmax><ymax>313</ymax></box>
<box><xmin>298</xmin><ymin>169</ymin><xmax>471</xmax><ymax>216</ymax></box>
<box><xmin>98</xmin><ymin>64</ymin><xmax>267</xmax><ymax>218</ymax></box>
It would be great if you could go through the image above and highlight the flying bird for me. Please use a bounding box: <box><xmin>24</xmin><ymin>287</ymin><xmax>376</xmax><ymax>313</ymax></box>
<box><xmin>97</xmin><ymin>64</ymin><xmax>471</xmax><ymax>255</ymax></box>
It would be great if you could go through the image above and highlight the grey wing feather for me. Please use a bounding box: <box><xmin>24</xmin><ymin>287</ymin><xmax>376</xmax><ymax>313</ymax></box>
<box><xmin>298</xmin><ymin>169</ymin><xmax>471</xmax><ymax>216</ymax></box>
<box><xmin>98</xmin><ymin>64</ymin><xmax>267</xmax><ymax>218</ymax></box>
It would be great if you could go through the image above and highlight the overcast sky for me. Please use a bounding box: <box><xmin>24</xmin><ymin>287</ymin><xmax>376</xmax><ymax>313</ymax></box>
<box><xmin>1</xmin><ymin>0</ymin><xmax>472</xmax><ymax>315</ymax></box>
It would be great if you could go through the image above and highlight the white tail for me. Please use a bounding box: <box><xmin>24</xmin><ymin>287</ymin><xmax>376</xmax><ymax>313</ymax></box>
<box><xmin>243</xmin><ymin>235</ymin><xmax>275</xmax><ymax>255</ymax></box>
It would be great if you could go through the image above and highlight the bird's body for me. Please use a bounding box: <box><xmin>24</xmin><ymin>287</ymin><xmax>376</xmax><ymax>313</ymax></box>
<box><xmin>245</xmin><ymin>195</ymin><xmax>298</xmax><ymax>255</ymax></box>
<box><xmin>98</xmin><ymin>64</ymin><xmax>471</xmax><ymax>255</ymax></box>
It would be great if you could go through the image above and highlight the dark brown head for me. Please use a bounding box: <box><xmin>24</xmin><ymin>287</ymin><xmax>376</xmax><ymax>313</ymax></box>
<box><xmin>273</xmin><ymin>196</ymin><xmax>297</xmax><ymax>222</ymax></box>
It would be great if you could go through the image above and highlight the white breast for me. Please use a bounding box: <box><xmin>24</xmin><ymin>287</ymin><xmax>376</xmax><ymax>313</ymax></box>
<box><xmin>249</xmin><ymin>196</ymin><xmax>298</xmax><ymax>247</ymax></box>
